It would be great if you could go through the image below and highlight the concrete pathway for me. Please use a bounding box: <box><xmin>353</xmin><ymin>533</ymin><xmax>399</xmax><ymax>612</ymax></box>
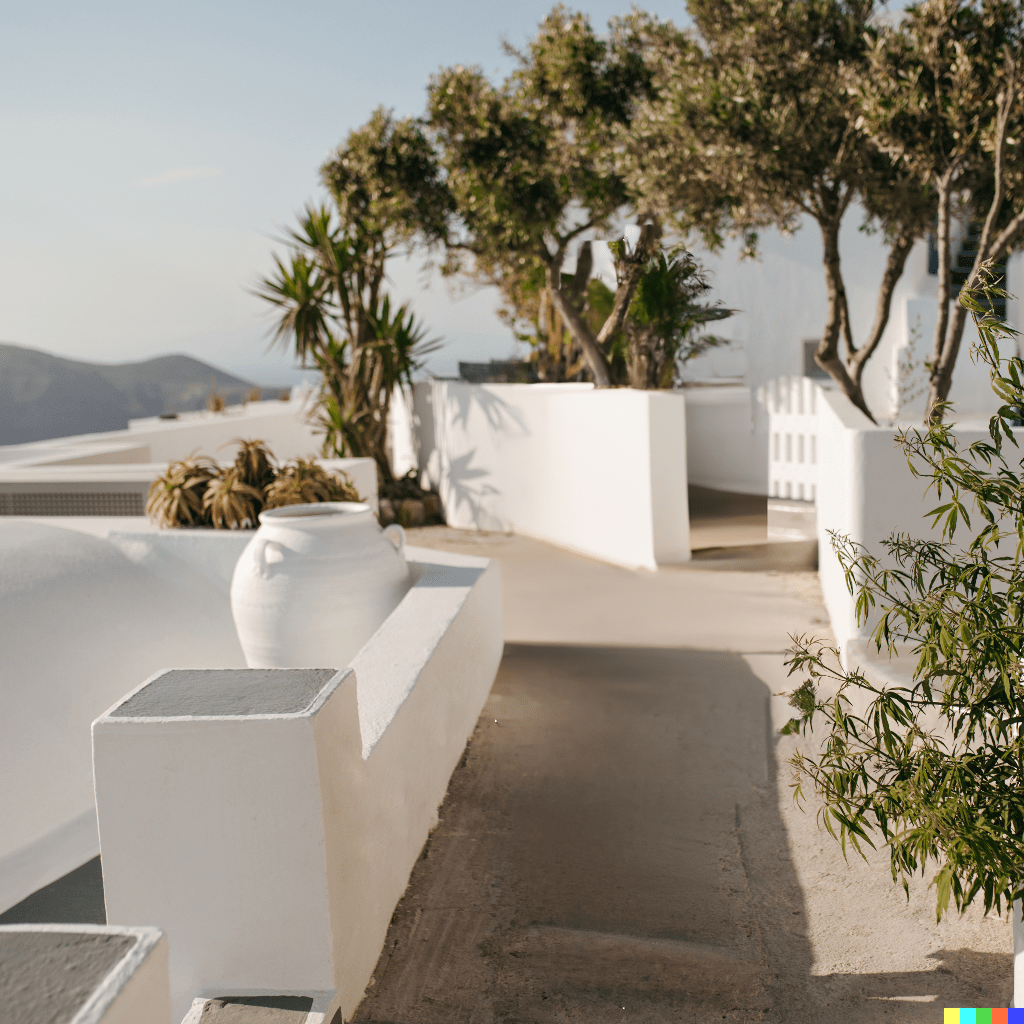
<box><xmin>354</xmin><ymin>522</ymin><xmax>1012</xmax><ymax>1023</ymax></box>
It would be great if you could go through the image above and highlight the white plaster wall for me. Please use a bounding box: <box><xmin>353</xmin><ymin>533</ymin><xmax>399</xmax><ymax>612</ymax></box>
<box><xmin>0</xmin><ymin>522</ymin><xmax>250</xmax><ymax>915</ymax></box>
<box><xmin>814</xmin><ymin>390</ymin><xmax>1013</xmax><ymax>660</ymax></box>
<box><xmin>683</xmin><ymin>385</ymin><xmax>767</xmax><ymax>495</ymax></box>
<box><xmin>426</xmin><ymin>382</ymin><xmax>689</xmax><ymax>569</ymax></box>
<box><xmin>123</xmin><ymin>399</ymin><xmax>325</xmax><ymax>463</ymax></box>
<box><xmin>96</xmin><ymin>704</ymin><xmax>337</xmax><ymax>1018</ymax></box>
<box><xmin>682</xmin><ymin>207</ymin><xmax>1012</xmax><ymax>425</ymax></box>
<box><xmin>94</xmin><ymin>547</ymin><xmax>503</xmax><ymax>1022</ymax></box>
<box><xmin>0</xmin><ymin>398</ymin><xmax>327</xmax><ymax>469</ymax></box>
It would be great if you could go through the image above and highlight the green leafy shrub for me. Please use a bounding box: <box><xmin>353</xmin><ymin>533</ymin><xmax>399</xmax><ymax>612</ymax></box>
<box><xmin>783</xmin><ymin>265</ymin><xmax>1024</xmax><ymax>921</ymax></box>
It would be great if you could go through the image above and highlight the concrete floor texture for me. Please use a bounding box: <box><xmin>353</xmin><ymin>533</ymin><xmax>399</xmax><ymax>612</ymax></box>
<box><xmin>351</xmin><ymin>511</ymin><xmax>1012</xmax><ymax>1023</ymax></box>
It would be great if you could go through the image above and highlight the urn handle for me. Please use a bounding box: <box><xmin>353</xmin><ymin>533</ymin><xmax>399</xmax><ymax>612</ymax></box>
<box><xmin>256</xmin><ymin>539</ymin><xmax>286</xmax><ymax>578</ymax></box>
<box><xmin>383</xmin><ymin>523</ymin><xmax>406</xmax><ymax>558</ymax></box>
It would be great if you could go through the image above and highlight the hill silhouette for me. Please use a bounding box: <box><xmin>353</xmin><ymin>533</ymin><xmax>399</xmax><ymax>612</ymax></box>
<box><xmin>0</xmin><ymin>343</ymin><xmax>288</xmax><ymax>445</ymax></box>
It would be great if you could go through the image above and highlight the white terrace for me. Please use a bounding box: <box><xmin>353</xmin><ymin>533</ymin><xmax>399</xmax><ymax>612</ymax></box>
<box><xmin>0</xmin><ymin>380</ymin><xmax>1017</xmax><ymax>1022</ymax></box>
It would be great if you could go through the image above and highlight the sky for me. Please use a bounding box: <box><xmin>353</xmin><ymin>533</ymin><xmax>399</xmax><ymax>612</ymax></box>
<box><xmin>0</xmin><ymin>1</ymin><xmax>682</xmax><ymax>384</ymax></box>
<box><xmin>1</xmin><ymin>1</ymin><xmax>912</xmax><ymax>386</ymax></box>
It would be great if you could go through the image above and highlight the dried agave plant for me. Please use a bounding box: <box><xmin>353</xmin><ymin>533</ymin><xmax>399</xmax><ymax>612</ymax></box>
<box><xmin>263</xmin><ymin>458</ymin><xmax>360</xmax><ymax>509</ymax></box>
<box><xmin>146</xmin><ymin>454</ymin><xmax>217</xmax><ymax>528</ymax></box>
<box><xmin>203</xmin><ymin>467</ymin><xmax>264</xmax><ymax>529</ymax></box>
<box><xmin>230</xmin><ymin>438</ymin><xmax>276</xmax><ymax>491</ymax></box>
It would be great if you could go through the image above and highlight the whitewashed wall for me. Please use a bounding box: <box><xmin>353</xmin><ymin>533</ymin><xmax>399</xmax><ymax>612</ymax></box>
<box><xmin>683</xmin><ymin>210</ymin><xmax>1024</xmax><ymax>423</ymax></box>
<box><xmin>0</xmin><ymin>395</ymin><xmax>327</xmax><ymax>469</ymax></box>
<box><xmin>683</xmin><ymin>384</ymin><xmax>767</xmax><ymax>495</ymax></box>
<box><xmin>0</xmin><ymin>522</ymin><xmax>252</xmax><ymax>915</ymax></box>
<box><xmin>814</xmin><ymin>389</ymin><xmax>1010</xmax><ymax>662</ymax></box>
<box><xmin>418</xmin><ymin>382</ymin><xmax>689</xmax><ymax>570</ymax></box>
<box><xmin>95</xmin><ymin>547</ymin><xmax>502</xmax><ymax>1022</ymax></box>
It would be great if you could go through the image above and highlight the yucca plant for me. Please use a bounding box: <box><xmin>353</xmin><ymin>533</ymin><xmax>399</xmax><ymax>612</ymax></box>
<box><xmin>230</xmin><ymin>438</ymin><xmax>276</xmax><ymax>492</ymax></box>
<box><xmin>263</xmin><ymin>458</ymin><xmax>359</xmax><ymax>509</ymax></box>
<box><xmin>203</xmin><ymin>467</ymin><xmax>264</xmax><ymax>529</ymax></box>
<box><xmin>146</xmin><ymin>454</ymin><xmax>217</xmax><ymax>528</ymax></box>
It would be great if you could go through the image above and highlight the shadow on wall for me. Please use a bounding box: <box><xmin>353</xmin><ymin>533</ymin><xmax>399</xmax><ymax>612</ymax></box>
<box><xmin>445</xmin><ymin>383</ymin><xmax>530</xmax><ymax>437</ymax></box>
<box><xmin>441</xmin><ymin>449</ymin><xmax>502</xmax><ymax>532</ymax></box>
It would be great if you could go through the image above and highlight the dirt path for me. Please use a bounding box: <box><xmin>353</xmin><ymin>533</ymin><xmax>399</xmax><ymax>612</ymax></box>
<box><xmin>352</xmin><ymin>527</ymin><xmax>1011</xmax><ymax>1023</ymax></box>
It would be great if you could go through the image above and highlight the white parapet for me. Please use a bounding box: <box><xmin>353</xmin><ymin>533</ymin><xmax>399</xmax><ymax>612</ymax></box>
<box><xmin>418</xmin><ymin>381</ymin><xmax>689</xmax><ymax>570</ymax></box>
<box><xmin>0</xmin><ymin>924</ymin><xmax>170</xmax><ymax>1024</ymax></box>
<box><xmin>93</xmin><ymin>546</ymin><xmax>503</xmax><ymax>1023</ymax></box>
<box><xmin>0</xmin><ymin>457</ymin><xmax>377</xmax><ymax>517</ymax></box>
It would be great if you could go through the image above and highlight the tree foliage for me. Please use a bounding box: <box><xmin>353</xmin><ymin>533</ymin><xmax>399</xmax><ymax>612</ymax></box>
<box><xmin>783</xmin><ymin>266</ymin><xmax>1024</xmax><ymax>920</ymax></box>
<box><xmin>426</xmin><ymin>6</ymin><xmax>681</xmax><ymax>387</ymax></box>
<box><xmin>853</xmin><ymin>0</ymin><xmax>1024</xmax><ymax>423</ymax></box>
<box><xmin>619</xmin><ymin>0</ymin><xmax>936</xmax><ymax>421</ymax></box>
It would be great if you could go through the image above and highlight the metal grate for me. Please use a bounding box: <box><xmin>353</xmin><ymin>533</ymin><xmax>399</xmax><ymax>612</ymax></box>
<box><xmin>0</xmin><ymin>492</ymin><xmax>146</xmax><ymax>516</ymax></box>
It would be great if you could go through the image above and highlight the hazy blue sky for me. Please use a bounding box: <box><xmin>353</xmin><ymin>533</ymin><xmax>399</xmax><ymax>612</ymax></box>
<box><xmin>1</xmin><ymin>2</ymin><xmax>906</xmax><ymax>384</ymax></box>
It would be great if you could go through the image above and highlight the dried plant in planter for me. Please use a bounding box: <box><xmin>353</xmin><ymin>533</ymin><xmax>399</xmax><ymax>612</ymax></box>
<box><xmin>203</xmin><ymin>467</ymin><xmax>264</xmax><ymax>529</ymax></box>
<box><xmin>146</xmin><ymin>454</ymin><xmax>217</xmax><ymax>528</ymax></box>
<box><xmin>264</xmin><ymin>458</ymin><xmax>360</xmax><ymax>509</ymax></box>
<box><xmin>231</xmin><ymin>438</ymin><xmax>276</xmax><ymax>491</ymax></box>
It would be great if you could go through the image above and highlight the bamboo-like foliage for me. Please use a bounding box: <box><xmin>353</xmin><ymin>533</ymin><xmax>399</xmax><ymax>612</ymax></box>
<box><xmin>145</xmin><ymin>454</ymin><xmax>217</xmax><ymax>528</ymax></box>
<box><xmin>783</xmin><ymin>264</ymin><xmax>1024</xmax><ymax>920</ymax></box>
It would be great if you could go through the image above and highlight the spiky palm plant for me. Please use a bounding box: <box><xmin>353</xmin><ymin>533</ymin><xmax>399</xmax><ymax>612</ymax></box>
<box><xmin>146</xmin><ymin>455</ymin><xmax>217</xmax><ymax>528</ymax></box>
<box><xmin>263</xmin><ymin>459</ymin><xmax>360</xmax><ymax>509</ymax></box>
<box><xmin>203</xmin><ymin>467</ymin><xmax>264</xmax><ymax>529</ymax></box>
<box><xmin>231</xmin><ymin>438</ymin><xmax>276</xmax><ymax>491</ymax></box>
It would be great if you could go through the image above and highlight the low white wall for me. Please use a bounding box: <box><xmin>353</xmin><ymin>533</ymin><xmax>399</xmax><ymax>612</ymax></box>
<box><xmin>95</xmin><ymin>547</ymin><xmax>502</xmax><ymax>1021</ymax></box>
<box><xmin>0</xmin><ymin>522</ymin><xmax>253</xmax><ymax>915</ymax></box>
<box><xmin>421</xmin><ymin>382</ymin><xmax>689</xmax><ymax>570</ymax></box>
<box><xmin>0</xmin><ymin>397</ymin><xmax>327</xmax><ymax>470</ymax></box>
<box><xmin>0</xmin><ymin>458</ymin><xmax>377</xmax><ymax>518</ymax></box>
<box><xmin>683</xmin><ymin>385</ymin><xmax>767</xmax><ymax>495</ymax></box>
<box><xmin>815</xmin><ymin>390</ymin><xmax>1006</xmax><ymax>660</ymax></box>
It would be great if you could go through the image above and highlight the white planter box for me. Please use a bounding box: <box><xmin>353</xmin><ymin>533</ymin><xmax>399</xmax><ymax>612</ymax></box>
<box><xmin>0</xmin><ymin>924</ymin><xmax>170</xmax><ymax>1024</ymax></box>
<box><xmin>416</xmin><ymin>382</ymin><xmax>689</xmax><ymax>569</ymax></box>
<box><xmin>93</xmin><ymin>546</ymin><xmax>502</xmax><ymax>1023</ymax></box>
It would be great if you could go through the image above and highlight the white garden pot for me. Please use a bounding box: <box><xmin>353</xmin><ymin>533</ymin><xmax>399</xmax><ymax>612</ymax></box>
<box><xmin>230</xmin><ymin>502</ymin><xmax>409</xmax><ymax>668</ymax></box>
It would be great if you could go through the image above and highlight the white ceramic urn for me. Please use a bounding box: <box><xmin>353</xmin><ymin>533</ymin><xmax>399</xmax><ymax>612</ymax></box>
<box><xmin>230</xmin><ymin>501</ymin><xmax>410</xmax><ymax>669</ymax></box>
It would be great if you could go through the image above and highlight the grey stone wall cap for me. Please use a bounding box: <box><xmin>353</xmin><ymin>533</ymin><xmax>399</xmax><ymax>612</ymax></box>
<box><xmin>98</xmin><ymin>667</ymin><xmax>352</xmax><ymax>723</ymax></box>
<box><xmin>0</xmin><ymin>924</ymin><xmax>163</xmax><ymax>1024</ymax></box>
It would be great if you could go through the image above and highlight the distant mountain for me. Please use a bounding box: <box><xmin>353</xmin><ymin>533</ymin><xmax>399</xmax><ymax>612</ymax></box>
<box><xmin>0</xmin><ymin>344</ymin><xmax>291</xmax><ymax>446</ymax></box>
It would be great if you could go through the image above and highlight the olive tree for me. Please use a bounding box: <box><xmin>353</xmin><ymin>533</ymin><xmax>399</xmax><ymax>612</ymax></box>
<box><xmin>620</xmin><ymin>0</ymin><xmax>936</xmax><ymax>422</ymax></box>
<box><xmin>853</xmin><ymin>0</ymin><xmax>1024</xmax><ymax>423</ymax></box>
<box><xmin>426</xmin><ymin>6</ymin><xmax>666</xmax><ymax>387</ymax></box>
